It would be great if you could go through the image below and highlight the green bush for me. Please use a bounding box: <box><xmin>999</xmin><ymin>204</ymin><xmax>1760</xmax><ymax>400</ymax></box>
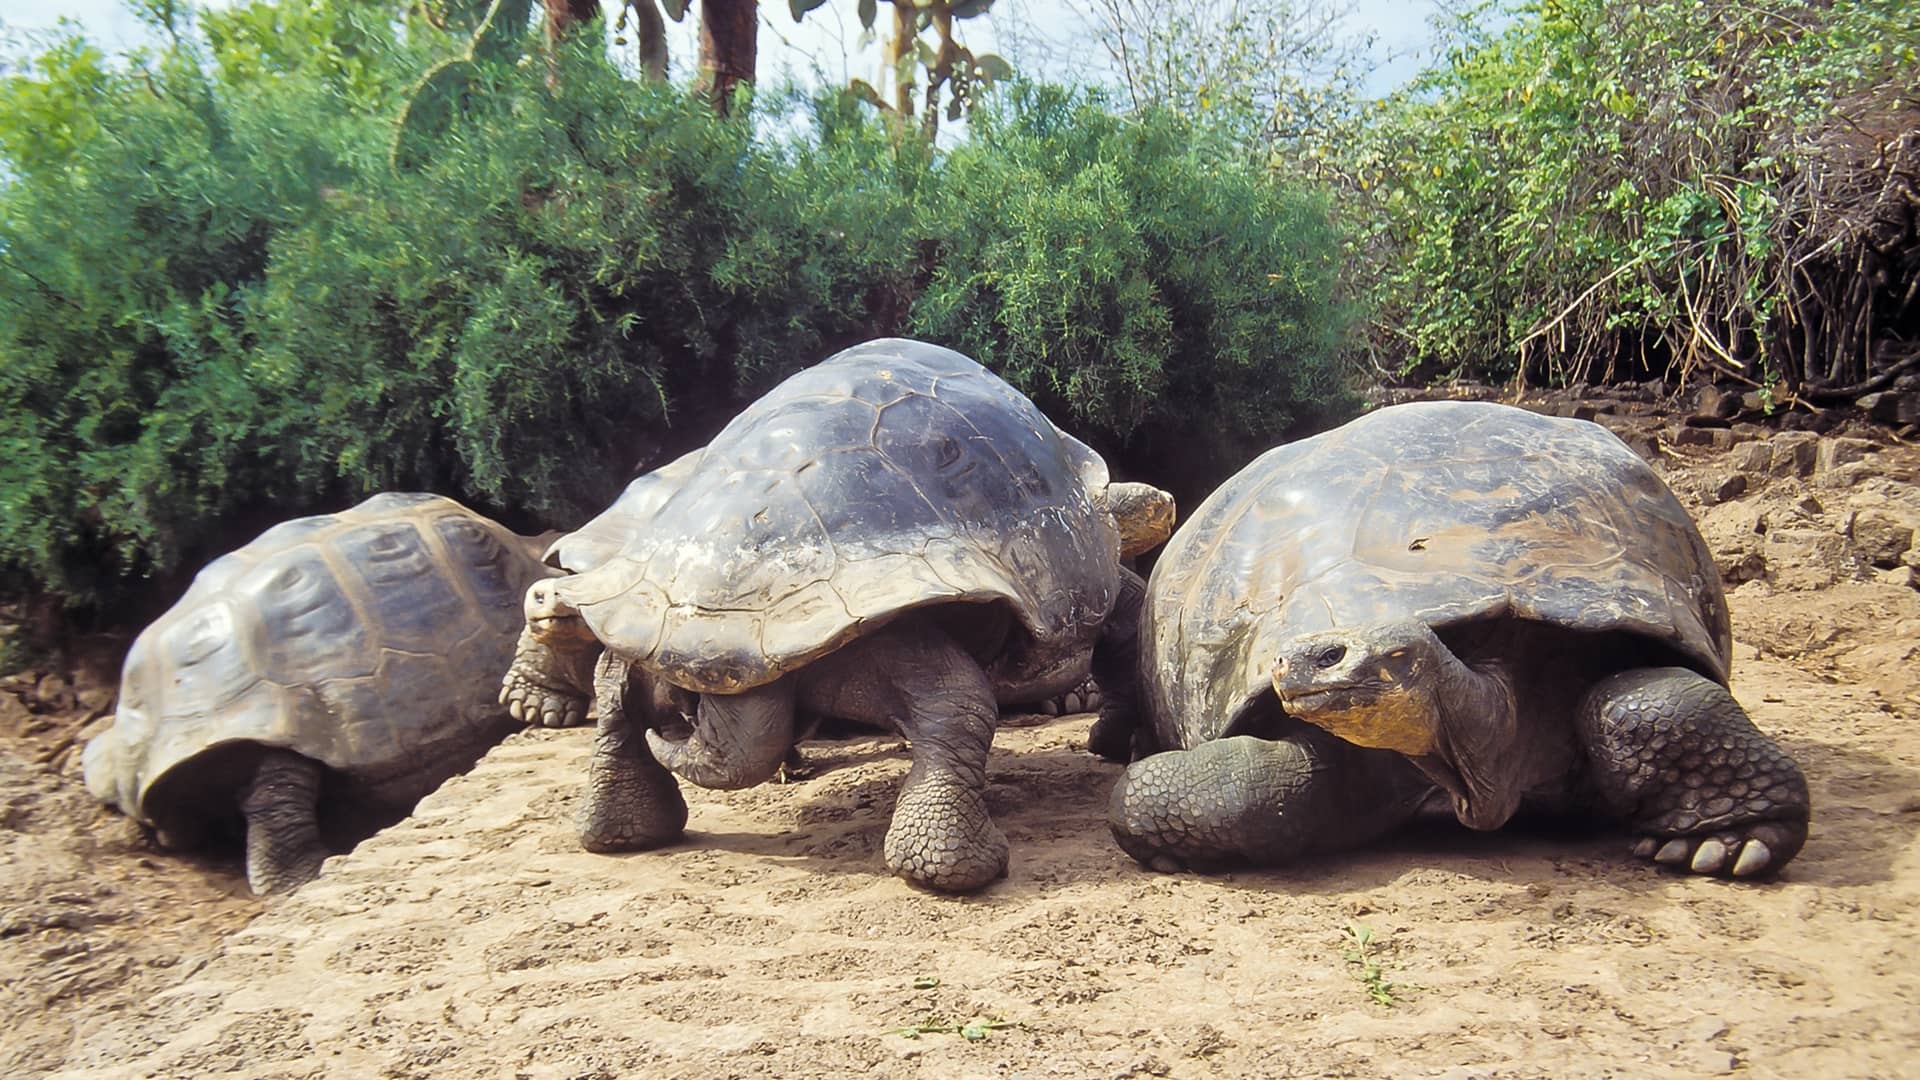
<box><xmin>246</xmin><ymin>58</ymin><xmax>916</xmax><ymax>524</ymax></box>
<box><xmin>913</xmin><ymin>84</ymin><xmax>1353</xmax><ymax>500</ymax></box>
<box><xmin>1319</xmin><ymin>0</ymin><xmax>1918</xmax><ymax>389</ymax></box>
<box><xmin>0</xmin><ymin>35</ymin><xmax>910</xmax><ymax>611</ymax></box>
<box><xmin>0</xmin><ymin>18</ymin><xmax>1350</xmax><ymax>620</ymax></box>
<box><xmin>0</xmin><ymin>37</ymin><xmax>341</xmax><ymax>605</ymax></box>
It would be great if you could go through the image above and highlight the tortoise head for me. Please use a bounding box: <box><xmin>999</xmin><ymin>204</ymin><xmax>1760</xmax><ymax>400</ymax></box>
<box><xmin>522</xmin><ymin>578</ymin><xmax>596</xmax><ymax>647</ymax></box>
<box><xmin>1107</xmin><ymin>482</ymin><xmax>1175</xmax><ymax>559</ymax></box>
<box><xmin>81</xmin><ymin>711</ymin><xmax>139</xmax><ymax>815</ymax></box>
<box><xmin>1272</xmin><ymin>620</ymin><xmax>1524</xmax><ymax>831</ymax></box>
<box><xmin>1271</xmin><ymin>621</ymin><xmax>1445</xmax><ymax>758</ymax></box>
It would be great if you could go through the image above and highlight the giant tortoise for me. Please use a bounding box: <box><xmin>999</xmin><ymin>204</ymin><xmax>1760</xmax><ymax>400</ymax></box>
<box><xmin>500</xmin><ymin>338</ymin><xmax>1172</xmax><ymax>892</ymax></box>
<box><xmin>1104</xmin><ymin>401</ymin><xmax>1811</xmax><ymax>879</ymax></box>
<box><xmin>84</xmin><ymin>493</ymin><xmax>555</xmax><ymax>894</ymax></box>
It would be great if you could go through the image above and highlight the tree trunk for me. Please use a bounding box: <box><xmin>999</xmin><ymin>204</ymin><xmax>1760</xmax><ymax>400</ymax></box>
<box><xmin>698</xmin><ymin>0</ymin><xmax>758</xmax><ymax>115</ymax></box>
<box><xmin>543</xmin><ymin>0</ymin><xmax>602</xmax><ymax>88</ymax></box>
<box><xmin>630</xmin><ymin>0</ymin><xmax>669</xmax><ymax>81</ymax></box>
<box><xmin>889</xmin><ymin>0</ymin><xmax>916</xmax><ymax>116</ymax></box>
<box><xmin>544</xmin><ymin>0</ymin><xmax>602</xmax><ymax>41</ymax></box>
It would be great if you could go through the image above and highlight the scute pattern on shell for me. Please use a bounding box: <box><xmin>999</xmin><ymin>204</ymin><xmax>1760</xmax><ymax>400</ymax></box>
<box><xmin>84</xmin><ymin>493</ymin><xmax>553</xmax><ymax>829</ymax></box>
<box><xmin>1144</xmin><ymin>401</ymin><xmax>1730</xmax><ymax>749</ymax></box>
<box><xmin>551</xmin><ymin>339</ymin><xmax>1122</xmax><ymax>694</ymax></box>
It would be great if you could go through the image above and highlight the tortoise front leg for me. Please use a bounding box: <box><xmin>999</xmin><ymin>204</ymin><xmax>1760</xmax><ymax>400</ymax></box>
<box><xmin>578</xmin><ymin>651</ymin><xmax>688</xmax><ymax>853</ymax></box>
<box><xmin>499</xmin><ymin>580</ymin><xmax>601</xmax><ymax>728</ymax></box>
<box><xmin>803</xmin><ymin>620</ymin><xmax>1008</xmax><ymax>892</ymax></box>
<box><xmin>1577</xmin><ymin>667</ymin><xmax>1810</xmax><ymax>878</ymax></box>
<box><xmin>1109</xmin><ymin>729</ymin><xmax>1434</xmax><ymax>872</ymax></box>
<box><xmin>239</xmin><ymin>748</ymin><xmax>331</xmax><ymax>895</ymax></box>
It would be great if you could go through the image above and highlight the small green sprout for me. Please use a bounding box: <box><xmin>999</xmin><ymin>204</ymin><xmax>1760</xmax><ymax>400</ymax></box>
<box><xmin>889</xmin><ymin>1014</ymin><xmax>1022</xmax><ymax>1041</ymax></box>
<box><xmin>1340</xmin><ymin>922</ymin><xmax>1397</xmax><ymax>1007</ymax></box>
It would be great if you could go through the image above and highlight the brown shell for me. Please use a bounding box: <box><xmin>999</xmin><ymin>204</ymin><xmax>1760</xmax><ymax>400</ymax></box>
<box><xmin>83</xmin><ymin>493</ymin><xmax>553</xmax><ymax>830</ymax></box>
<box><xmin>551</xmin><ymin>339</ymin><xmax>1122</xmax><ymax>694</ymax></box>
<box><xmin>1144</xmin><ymin>401</ymin><xmax>1730</xmax><ymax>748</ymax></box>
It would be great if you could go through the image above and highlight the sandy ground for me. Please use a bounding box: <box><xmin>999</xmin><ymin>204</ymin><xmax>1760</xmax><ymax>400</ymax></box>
<box><xmin>4</xmin><ymin>419</ymin><xmax>1919</xmax><ymax>1079</ymax></box>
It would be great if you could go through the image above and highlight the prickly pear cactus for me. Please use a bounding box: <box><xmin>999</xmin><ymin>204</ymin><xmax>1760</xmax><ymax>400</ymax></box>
<box><xmin>391</xmin><ymin>0</ymin><xmax>534</xmax><ymax>171</ymax></box>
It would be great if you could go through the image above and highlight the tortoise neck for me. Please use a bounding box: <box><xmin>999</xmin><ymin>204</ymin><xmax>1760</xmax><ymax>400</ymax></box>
<box><xmin>1418</xmin><ymin>644</ymin><xmax>1527</xmax><ymax>830</ymax></box>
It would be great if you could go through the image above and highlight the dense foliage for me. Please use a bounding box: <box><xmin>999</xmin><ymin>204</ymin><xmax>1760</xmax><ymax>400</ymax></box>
<box><xmin>914</xmin><ymin>84</ymin><xmax>1349</xmax><ymax>494</ymax></box>
<box><xmin>0</xmin><ymin>13</ymin><xmax>1349</xmax><ymax>619</ymax></box>
<box><xmin>1306</xmin><ymin>0</ymin><xmax>1919</xmax><ymax>391</ymax></box>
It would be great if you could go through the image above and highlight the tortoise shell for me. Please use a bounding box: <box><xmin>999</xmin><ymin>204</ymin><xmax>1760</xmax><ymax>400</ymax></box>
<box><xmin>550</xmin><ymin>338</ymin><xmax>1122</xmax><ymax>695</ymax></box>
<box><xmin>1144</xmin><ymin>401</ymin><xmax>1729</xmax><ymax>748</ymax></box>
<box><xmin>84</xmin><ymin>493</ymin><xmax>554</xmax><ymax>835</ymax></box>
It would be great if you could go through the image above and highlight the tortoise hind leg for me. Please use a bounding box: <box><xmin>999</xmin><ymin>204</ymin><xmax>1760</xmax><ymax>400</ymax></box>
<box><xmin>801</xmin><ymin>620</ymin><xmax>1007</xmax><ymax>892</ymax></box>
<box><xmin>1576</xmin><ymin>667</ymin><xmax>1810</xmax><ymax>878</ymax></box>
<box><xmin>239</xmin><ymin>748</ymin><xmax>331</xmax><ymax>895</ymax></box>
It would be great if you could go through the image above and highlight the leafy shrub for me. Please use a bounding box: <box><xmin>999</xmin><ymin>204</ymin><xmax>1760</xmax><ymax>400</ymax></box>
<box><xmin>247</xmin><ymin>57</ymin><xmax>917</xmax><ymax>524</ymax></box>
<box><xmin>1316</xmin><ymin>0</ymin><xmax>1918</xmax><ymax>391</ymax></box>
<box><xmin>913</xmin><ymin>84</ymin><xmax>1353</xmax><ymax>500</ymax></box>
<box><xmin>0</xmin><ymin>37</ymin><xmax>351</xmax><ymax>607</ymax></box>
<box><xmin>0</xmin><ymin>35</ymin><xmax>910</xmax><ymax>613</ymax></box>
<box><xmin>0</xmin><ymin>19</ymin><xmax>1350</xmax><ymax>621</ymax></box>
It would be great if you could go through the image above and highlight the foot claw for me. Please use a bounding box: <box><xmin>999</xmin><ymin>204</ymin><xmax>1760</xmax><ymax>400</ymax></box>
<box><xmin>1640</xmin><ymin>831</ymin><xmax>1787</xmax><ymax>878</ymax></box>
<box><xmin>501</xmin><ymin>671</ymin><xmax>588</xmax><ymax>728</ymax></box>
<box><xmin>1731</xmin><ymin>839</ymin><xmax>1773</xmax><ymax>878</ymax></box>
<box><xmin>1689</xmin><ymin>838</ymin><xmax>1729</xmax><ymax>874</ymax></box>
<box><xmin>1654</xmin><ymin>838</ymin><xmax>1692</xmax><ymax>865</ymax></box>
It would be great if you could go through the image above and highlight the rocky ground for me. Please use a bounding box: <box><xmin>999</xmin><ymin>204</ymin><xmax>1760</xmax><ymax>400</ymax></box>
<box><xmin>3</xmin><ymin>395</ymin><xmax>1918</xmax><ymax>1078</ymax></box>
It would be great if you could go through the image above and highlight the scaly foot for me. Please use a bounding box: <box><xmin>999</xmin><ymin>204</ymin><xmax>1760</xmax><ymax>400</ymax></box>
<box><xmin>500</xmin><ymin>666</ymin><xmax>587</xmax><ymax>728</ymax></box>
<box><xmin>884</xmin><ymin>772</ymin><xmax>1008</xmax><ymax>892</ymax></box>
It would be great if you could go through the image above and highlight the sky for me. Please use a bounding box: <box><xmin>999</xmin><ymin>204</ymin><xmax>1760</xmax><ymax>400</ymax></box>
<box><xmin>0</xmin><ymin>0</ymin><xmax>1452</xmax><ymax>95</ymax></box>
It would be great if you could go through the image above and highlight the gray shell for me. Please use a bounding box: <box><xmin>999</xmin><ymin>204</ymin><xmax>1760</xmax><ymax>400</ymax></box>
<box><xmin>1145</xmin><ymin>401</ymin><xmax>1730</xmax><ymax>749</ymax></box>
<box><xmin>84</xmin><ymin>493</ymin><xmax>554</xmax><ymax>832</ymax></box>
<box><xmin>550</xmin><ymin>339</ymin><xmax>1122</xmax><ymax>696</ymax></box>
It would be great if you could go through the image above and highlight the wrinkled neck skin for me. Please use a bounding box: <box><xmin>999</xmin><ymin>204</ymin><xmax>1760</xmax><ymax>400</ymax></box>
<box><xmin>1405</xmin><ymin>641</ymin><xmax>1505</xmax><ymax>826</ymax></box>
<box><xmin>1415</xmin><ymin>647</ymin><xmax>1528</xmax><ymax>831</ymax></box>
<box><xmin>537</xmin><ymin>625</ymin><xmax>604</xmax><ymax>699</ymax></box>
<box><xmin>1280</xmin><ymin>620</ymin><xmax>1578</xmax><ymax>832</ymax></box>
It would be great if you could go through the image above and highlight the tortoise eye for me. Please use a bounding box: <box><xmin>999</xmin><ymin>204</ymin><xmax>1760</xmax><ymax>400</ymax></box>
<box><xmin>1314</xmin><ymin>645</ymin><xmax>1348</xmax><ymax>670</ymax></box>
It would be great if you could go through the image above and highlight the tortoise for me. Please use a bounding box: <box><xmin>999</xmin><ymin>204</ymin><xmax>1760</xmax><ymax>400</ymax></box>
<box><xmin>500</xmin><ymin>338</ymin><xmax>1173</xmax><ymax>892</ymax></box>
<box><xmin>83</xmin><ymin>492</ymin><xmax>556</xmax><ymax>894</ymax></box>
<box><xmin>1102</xmin><ymin>401</ymin><xmax>1810</xmax><ymax>879</ymax></box>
